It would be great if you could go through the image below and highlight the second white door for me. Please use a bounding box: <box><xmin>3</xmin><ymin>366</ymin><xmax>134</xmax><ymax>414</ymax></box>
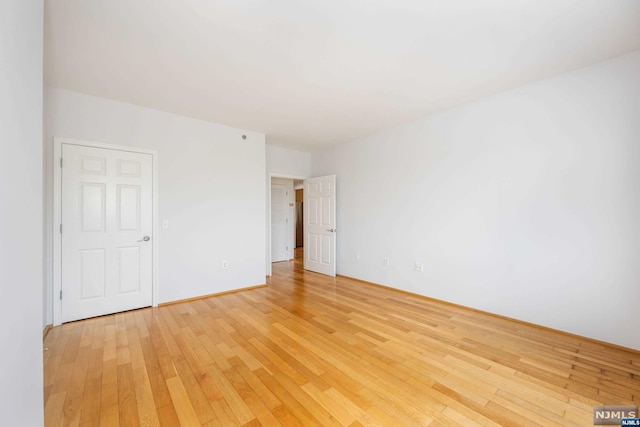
<box><xmin>304</xmin><ymin>175</ymin><xmax>336</xmax><ymax>276</ymax></box>
<box><xmin>61</xmin><ymin>143</ymin><xmax>153</xmax><ymax>322</ymax></box>
<box><xmin>271</xmin><ymin>178</ymin><xmax>294</xmax><ymax>262</ymax></box>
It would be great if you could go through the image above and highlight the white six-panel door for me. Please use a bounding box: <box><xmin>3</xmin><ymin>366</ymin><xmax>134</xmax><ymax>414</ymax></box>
<box><xmin>61</xmin><ymin>143</ymin><xmax>153</xmax><ymax>322</ymax></box>
<box><xmin>271</xmin><ymin>183</ymin><xmax>289</xmax><ymax>262</ymax></box>
<box><xmin>304</xmin><ymin>175</ymin><xmax>336</xmax><ymax>276</ymax></box>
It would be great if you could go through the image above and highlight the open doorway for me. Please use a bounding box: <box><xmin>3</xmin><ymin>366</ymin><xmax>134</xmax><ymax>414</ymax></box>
<box><xmin>271</xmin><ymin>177</ymin><xmax>294</xmax><ymax>263</ymax></box>
<box><xmin>267</xmin><ymin>174</ymin><xmax>306</xmax><ymax>276</ymax></box>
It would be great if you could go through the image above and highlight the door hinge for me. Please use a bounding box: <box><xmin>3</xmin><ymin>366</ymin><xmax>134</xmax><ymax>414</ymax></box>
<box><xmin>60</xmin><ymin>158</ymin><xmax>63</xmax><ymax>168</ymax></box>
<box><xmin>59</xmin><ymin>290</ymin><xmax>62</xmax><ymax>300</ymax></box>
<box><xmin>60</xmin><ymin>224</ymin><xmax>63</xmax><ymax>234</ymax></box>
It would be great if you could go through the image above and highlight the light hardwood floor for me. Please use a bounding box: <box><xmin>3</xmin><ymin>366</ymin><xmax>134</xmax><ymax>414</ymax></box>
<box><xmin>44</xmin><ymin>253</ymin><xmax>640</xmax><ymax>426</ymax></box>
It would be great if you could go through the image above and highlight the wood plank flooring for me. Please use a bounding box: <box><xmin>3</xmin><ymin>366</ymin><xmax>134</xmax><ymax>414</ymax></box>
<box><xmin>44</xmin><ymin>253</ymin><xmax>640</xmax><ymax>426</ymax></box>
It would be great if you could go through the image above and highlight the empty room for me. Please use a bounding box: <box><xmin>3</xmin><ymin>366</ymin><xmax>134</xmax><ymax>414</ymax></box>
<box><xmin>1</xmin><ymin>0</ymin><xmax>639</xmax><ymax>426</ymax></box>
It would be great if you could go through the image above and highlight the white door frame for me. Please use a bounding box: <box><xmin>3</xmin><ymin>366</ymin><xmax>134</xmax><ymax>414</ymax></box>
<box><xmin>267</xmin><ymin>173</ymin><xmax>306</xmax><ymax>277</ymax></box>
<box><xmin>52</xmin><ymin>137</ymin><xmax>159</xmax><ymax>326</ymax></box>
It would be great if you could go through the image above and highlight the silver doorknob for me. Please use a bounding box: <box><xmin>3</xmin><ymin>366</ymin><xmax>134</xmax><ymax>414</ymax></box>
<box><xmin>326</xmin><ymin>228</ymin><xmax>336</xmax><ymax>233</ymax></box>
<box><xmin>138</xmin><ymin>236</ymin><xmax>151</xmax><ymax>242</ymax></box>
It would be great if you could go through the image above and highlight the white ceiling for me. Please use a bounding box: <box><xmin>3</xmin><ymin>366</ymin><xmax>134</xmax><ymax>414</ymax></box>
<box><xmin>45</xmin><ymin>0</ymin><xmax>640</xmax><ymax>151</ymax></box>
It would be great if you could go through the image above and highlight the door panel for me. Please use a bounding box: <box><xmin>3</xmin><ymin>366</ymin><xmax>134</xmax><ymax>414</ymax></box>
<box><xmin>304</xmin><ymin>175</ymin><xmax>336</xmax><ymax>276</ymax></box>
<box><xmin>322</xmin><ymin>235</ymin><xmax>331</xmax><ymax>264</ymax></box>
<box><xmin>81</xmin><ymin>183</ymin><xmax>106</xmax><ymax>231</ymax></box>
<box><xmin>308</xmin><ymin>234</ymin><xmax>318</xmax><ymax>262</ymax></box>
<box><xmin>61</xmin><ymin>144</ymin><xmax>153</xmax><ymax>322</ymax></box>
<box><xmin>117</xmin><ymin>185</ymin><xmax>140</xmax><ymax>230</ymax></box>
<box><xmin>80</xmin><ymin>249</ymin><xmax>105</xmax><ymax>299</ymax></box>
<box><xmin>117</xmin><ymin>246</ymin><xmax>140</xmax><ymax>293</ymax></box>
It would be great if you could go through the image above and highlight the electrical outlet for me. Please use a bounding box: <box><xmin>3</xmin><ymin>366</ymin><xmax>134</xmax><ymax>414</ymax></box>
<box><xmin>356</xmin><ymin>253</ymin><xmax>360</xmax><ymax>261</ymax></box>
<box><xmin>222</xmin><ymin>260</ymin><xmax>229</xmax><ymax>270</ymax></box>
<box><xmin>162</xmin><ymin>220</ymin><xmax>169</xmax><ymax>229</ymax></box>
<box><xmin>384</xmin><ymin>257</ymin><xmax>390</xmax><ymax>266</ymax></box>
<box><xmin>415</xmin><ymin>262</ymin><xmax>424</xmax><ymax>272</ymax></box>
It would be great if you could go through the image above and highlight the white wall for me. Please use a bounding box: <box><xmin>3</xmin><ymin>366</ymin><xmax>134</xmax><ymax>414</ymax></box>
<box><xmin>266</xmin><ymin>145</ymin><xmax>312</xmax><ymax>178</ymax></box>
<box><xmin>265</xmin><ymin>145</ymin><xmax>311</xmax><ymax>272</ymax></box>
<box><xmin>0</xmin><ymin>0</ymin><xmax>44</xmax><ymax>425</ymax></box>
<box><xmin>312</xmin><ymin>50</ymin><xmax>640</xmax><ymax>350</ymax></box>
<box><xmin>44</xmin><ymin>88</ymin><xmax>266</xmax><ymax>324</ymax></box>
